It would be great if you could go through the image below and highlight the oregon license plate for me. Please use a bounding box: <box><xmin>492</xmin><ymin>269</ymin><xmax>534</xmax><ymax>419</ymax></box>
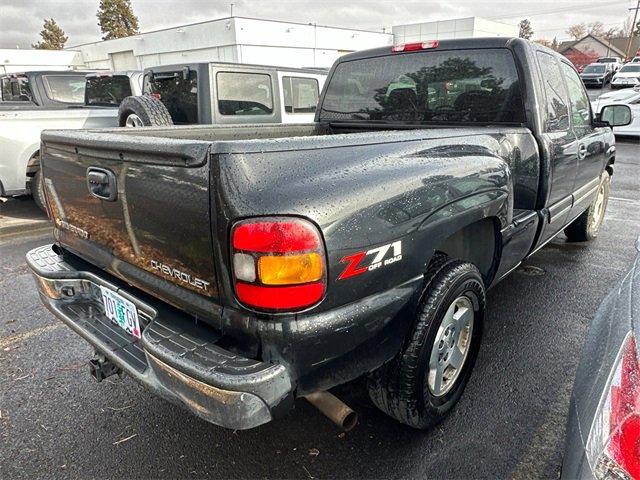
<box><xmin>100</xmin><ymin>287</ymin><xmax>141</xmax><ymax>339</ymax></box>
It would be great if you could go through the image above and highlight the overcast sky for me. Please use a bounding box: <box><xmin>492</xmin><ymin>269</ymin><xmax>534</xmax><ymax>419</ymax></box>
<box><xmin>0</xmin><ymin>0</ymin><xmax>637</xmax><ymax>49</ymax></box>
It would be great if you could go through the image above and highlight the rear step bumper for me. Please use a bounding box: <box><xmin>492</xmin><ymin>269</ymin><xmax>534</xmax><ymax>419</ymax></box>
<box><xmin>26</xmin><ymin>244</ymin><xmax>293</xmax><ymax>430</ymax></box>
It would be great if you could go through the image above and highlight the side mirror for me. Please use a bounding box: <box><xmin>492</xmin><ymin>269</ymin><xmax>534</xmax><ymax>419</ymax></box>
<box><xmin>598</xmin><ymin>104</ymin><xmax>632</xmax><ymax>127</ymax></box>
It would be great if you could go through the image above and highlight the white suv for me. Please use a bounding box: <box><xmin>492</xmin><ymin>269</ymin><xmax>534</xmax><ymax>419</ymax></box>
<box><xmin>611</xmin><ymin>64</ymin><xmax>640</xmax><ymax>89</ymax></box>
<box><xmin>597</xmin><ymin>56</ymin><xmax>623</xmax><ymax>72</ymax></box>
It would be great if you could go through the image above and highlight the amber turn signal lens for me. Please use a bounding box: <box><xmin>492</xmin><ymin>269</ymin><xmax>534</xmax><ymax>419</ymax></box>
<box><xmin>258</xmin><ymin>253</ymin><xmax>323</xmax><ymax>285</ymax></box>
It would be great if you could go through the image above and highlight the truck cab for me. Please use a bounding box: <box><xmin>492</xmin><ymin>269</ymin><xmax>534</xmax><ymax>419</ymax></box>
<box><xmin>0</xmin><ymin>70</ymin><xmax>93</xmax><ymax>107</ymax></box>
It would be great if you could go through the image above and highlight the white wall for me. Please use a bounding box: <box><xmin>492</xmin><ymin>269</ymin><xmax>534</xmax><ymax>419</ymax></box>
<box><xmin>69</xmin><ymin>17</ymin><xmax>392</xmax><ymax>71</ymax></box>
<box><xmin>393</xmin><ymin>17</ymin><xmax>518</xmax><ymax>43</ymax></box>
<box><xmin>0</xmin><ymin>49</ymin><xmax>85</xmax><ymax>74</ymax></box>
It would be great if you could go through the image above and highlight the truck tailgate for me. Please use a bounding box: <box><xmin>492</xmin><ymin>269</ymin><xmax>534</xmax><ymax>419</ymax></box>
<box><xmin>41</xmin><ymin>130</ymin><xmax>220</xmax><ymax>318</ymax></box>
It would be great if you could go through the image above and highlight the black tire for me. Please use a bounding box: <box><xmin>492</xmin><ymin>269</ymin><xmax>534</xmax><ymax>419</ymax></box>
<box><xmin>367</xmin><ymin>257</ymin><xmax>485</xmax><ymax>429</ymax></box>
<box><xmin>31</xmin><ymin>168</ymin><xmax>47</xmax><ymax>213</ymax></box>
<box><xmin>118</xmin><ymin>95</ymin><xmax>173</xmax><ymax>127</ymax></box>
<box><xmin>564</xmin><ymin>170</ymin><xmax>611</xmax><ymax>242</ymax></box>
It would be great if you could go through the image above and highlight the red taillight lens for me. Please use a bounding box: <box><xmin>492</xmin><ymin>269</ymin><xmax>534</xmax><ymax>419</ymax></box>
<box><xmin>587</xmin><ymin>334</ymin><xmax>640</xmax><ymax>479</ymax></box>
<box><xmin>231</xmin><ymin>217</ymin><xmax>326</xmax><ymax>312</ymax></box>
<box><xmin>608</xmin><ymin>336</ymin><xmax>640</xmax><ymax>478</ymax></box>
<box><xmin>391</xmin><ymin>40</ymin><xmax>439</xmax><ymax>53</ymax></box>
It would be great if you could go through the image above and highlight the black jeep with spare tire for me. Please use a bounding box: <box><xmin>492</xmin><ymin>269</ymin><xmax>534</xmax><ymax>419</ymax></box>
<box><xmin>28</xmin><ymin>38</ymin><xmax>629</xmax><ymax>431</ymax></box>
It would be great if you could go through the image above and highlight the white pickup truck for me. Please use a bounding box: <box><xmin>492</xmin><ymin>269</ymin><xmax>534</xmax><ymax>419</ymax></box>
<box><xmin>0</xmin><ymin>70</ymin><xmax>142</xmax><ymax>209</ymax></box>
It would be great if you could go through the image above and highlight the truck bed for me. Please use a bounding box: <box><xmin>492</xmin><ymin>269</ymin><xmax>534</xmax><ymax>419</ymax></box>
<box><xmin>41</xmin><ymin>122</ymin><xmax>539</xmax><ymax>323</ymax></box>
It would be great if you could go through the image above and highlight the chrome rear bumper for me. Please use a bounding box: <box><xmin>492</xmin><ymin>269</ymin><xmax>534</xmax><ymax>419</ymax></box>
<box><xmin>27</xmin><ymin>244</ymin><xmax>293</xmax><ymax>430</ymax></box>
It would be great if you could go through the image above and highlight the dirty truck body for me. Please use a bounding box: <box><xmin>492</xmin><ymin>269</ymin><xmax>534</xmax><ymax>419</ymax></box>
<box><xmin>28</xmin><ymin>38</ymin><xmax>615</xmax><ymax>430</ymax></box>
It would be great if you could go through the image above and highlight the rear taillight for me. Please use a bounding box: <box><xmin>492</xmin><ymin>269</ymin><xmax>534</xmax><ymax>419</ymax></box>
<box><xmin>586</xmin><ymin>333</ymin><xmax>640</xmax><ymax>479</ymax></box>
<box><xmin>231</xmin><ymin>217</ymin><xmax>326</xmax><ymax>312</ymax></box>
<box><xmin>391</xmin><ymin>40</ymin><xmax>439</xmax><ymax>53</ymax></box>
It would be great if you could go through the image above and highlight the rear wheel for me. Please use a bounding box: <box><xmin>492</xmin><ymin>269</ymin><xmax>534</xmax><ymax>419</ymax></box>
<box><xmin>564</xmin><ymin>170</ymin><xmax>611</xmax><ymax>242</ymax></box>
<box><xmin>31</xmin><ymin>168</ymin><xmax>46</xmax><ymax>213</ymax></box>
<box><xmin>367</xmin><ymin>257</ymin><xmax>485</xmax><ymax>429</ymax></box>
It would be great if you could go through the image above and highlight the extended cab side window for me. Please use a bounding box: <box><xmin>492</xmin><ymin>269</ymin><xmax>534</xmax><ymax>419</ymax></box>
<box><xmin>217</xmin><ymin>72</ymin><xmax>273</xmax><ymax>116</ymax></box>
<box><xmin>560</xmin><ymin>62</ymin><xmax>592</xmax><ymax>128</ymax></box>
<box><xmin>282</xmin><ymin>76</ymin><xmax>319</xmax><ymax>114</ymax></box>
<box><xmin>536</xmin><ymin>52</ymin><xmax>569</xmax><ymax>132</ymax></box>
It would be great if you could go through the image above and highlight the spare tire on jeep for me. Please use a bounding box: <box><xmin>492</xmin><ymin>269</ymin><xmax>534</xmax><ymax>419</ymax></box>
<box><xmin>118</xmin><ymin>95</ymin><xmax>173</xmax><ymax>127</ymax></box>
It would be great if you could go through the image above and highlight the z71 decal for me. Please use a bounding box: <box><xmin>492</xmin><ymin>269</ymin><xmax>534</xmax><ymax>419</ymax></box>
<box><xmin>338</xmin><ymin>241</ymin><xmax>403</xmax><ymax>280</ymax></box>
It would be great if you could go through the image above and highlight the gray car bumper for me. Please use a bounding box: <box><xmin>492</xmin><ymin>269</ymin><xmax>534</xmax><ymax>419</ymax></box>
<box><xmin>26</xmin><ymin>244</ymin><xmax>293</xmax><ymax>430</ymax></box>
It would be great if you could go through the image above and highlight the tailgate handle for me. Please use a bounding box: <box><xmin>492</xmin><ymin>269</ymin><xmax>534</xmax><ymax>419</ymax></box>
<box><xmin>87</xmin><ymin>167</ymin><xmax>117</xmax><ymax>201</ymax></box>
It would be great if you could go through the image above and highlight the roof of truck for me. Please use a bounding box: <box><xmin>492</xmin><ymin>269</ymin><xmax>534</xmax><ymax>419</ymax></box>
<box><xmin>0</xmin><ymin>70</ymin><xmax>96</xmax><ymax>78</ymax></box>
<box><xmin>337</xmin><ymin>37</ymin><xmax>526</xmax><ymax>62</ymax></box>
<box><xmin>86</xmin><ymin>70</ymin><xmax>143</xmax><ymax>78</ymax></box>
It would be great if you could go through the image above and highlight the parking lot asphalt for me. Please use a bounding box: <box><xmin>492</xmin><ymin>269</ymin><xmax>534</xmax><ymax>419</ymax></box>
<box><xmin>1</xmin><ymin>139</ymin><xmax>639</xmax><ymax>479</ymax></box>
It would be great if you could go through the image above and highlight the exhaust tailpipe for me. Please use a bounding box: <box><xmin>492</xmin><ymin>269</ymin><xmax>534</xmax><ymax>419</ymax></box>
<box><xmin>304</xmin><ymin>391</ymin><xmax>358</xmax><ymax>431</ymax></box>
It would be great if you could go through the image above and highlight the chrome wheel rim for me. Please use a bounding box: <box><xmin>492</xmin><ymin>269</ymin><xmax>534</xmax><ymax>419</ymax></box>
<box><xmin>428</xmin><ymin>295</ymin><xmax>474</xmax><ymax>397</ymax></box>
<box><xmin>125</xmin><ymin>114</ymin><xmax>143</xmax><ymax>127</ymax></box>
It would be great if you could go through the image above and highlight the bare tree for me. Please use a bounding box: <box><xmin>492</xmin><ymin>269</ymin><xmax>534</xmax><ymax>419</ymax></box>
<box><xmin>566</xmin><ymin>23</ymin><xmax>587</xmax><ymax>40</ymax></box>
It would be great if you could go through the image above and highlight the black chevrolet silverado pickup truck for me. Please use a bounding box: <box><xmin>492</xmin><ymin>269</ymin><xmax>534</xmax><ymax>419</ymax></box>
<box><xmin>28</xmin><ymin>38</ymin><xmax>631</xmax><ymax>431</ymax></box>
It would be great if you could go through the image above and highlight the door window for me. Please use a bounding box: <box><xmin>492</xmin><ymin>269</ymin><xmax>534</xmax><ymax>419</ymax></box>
<box><xmin>536</xmin><ymin>52</ymin><xmax>569</xmax><ymax>132</ymax></box>
<box><xmin>217</xmin><ymin>72</ymin><xmax>273</xmax><ymax>116</ymax></box>
<box><xmin>282</xmin><ymin>76</ymin><xmax>319</xmax><ymax>114</ymax></box>
<box><xmin>42</xmin><ymin>75</ymin><xmax>86</xmax><ymax>104</ymax></box>
<box><xmin>560</xmin><ymin>62</ymin><xmax>591</xmax><ymax>128</ymax></box>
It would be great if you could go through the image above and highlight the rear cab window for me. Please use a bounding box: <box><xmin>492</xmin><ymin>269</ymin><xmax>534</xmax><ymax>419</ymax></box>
<box><xmin>282</xmin><ymin>76</ymin><xmax>319</xmax><ymax>114</ymax></box>
<box><xmin>42</xmin><ymin>75</ymin><xmax>87</xmax><ymax>104</ymax></box>
<box><xmin>216</xmin><ymin>72</ymin><xmax>273</xmax><ymax>116</ymax></box>
<box><xmin>85</xmin><ymin>75</ymin><xmax>133</xmax><ymax>106</ymax></box>
<box><xmin>144</xmin><ymin>70</ymin><xmax>198</xmax><ymax>124</ymax></box>
<box><xmin>319</xmin><ymin>48</ymin><xmax>526</xmax><ymax>125</ymax></box>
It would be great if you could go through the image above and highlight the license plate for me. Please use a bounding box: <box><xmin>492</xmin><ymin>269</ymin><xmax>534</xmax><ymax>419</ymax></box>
<box><xmin>100</xmin><ymin>287</ymin><xmax>141</xmax><ymax>339</ymax></box>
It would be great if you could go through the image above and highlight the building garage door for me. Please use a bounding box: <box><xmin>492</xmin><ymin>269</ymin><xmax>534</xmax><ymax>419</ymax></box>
<box><xmin>110</xmin><ymin>51</ymin><xmax>137</xmax><ymax>70</ymax></box>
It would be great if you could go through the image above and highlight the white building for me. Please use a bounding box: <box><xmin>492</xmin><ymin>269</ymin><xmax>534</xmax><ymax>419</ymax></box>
<box><xmin>69</xmin><ymin>16</ymin><xmax>393</xmax><ymax>71</ymax></box>
<box><xmin>0</xmin><ymin>49</ymin><xmax>85</xmax><ymax>74</ymax></box>
<box><xmin>393</xmin><ymin>17</ymin><xmax>518</xmax><ymax>44</ymax></box>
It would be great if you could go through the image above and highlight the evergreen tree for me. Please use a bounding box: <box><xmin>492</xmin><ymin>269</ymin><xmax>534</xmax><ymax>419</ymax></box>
<box><xmin>32</xmin><ymin>18</ymin><xmax>68</xmax><ymax>50</ymax></box>
<box><xmin>97</xmin><ymin>0</ymin><xmax>140</xmax><ymax>40</ymax></box>
<box><xmin>518</xmin><ymin>19</ymin><xmax>534</xmax><ymax>40</ymax></box>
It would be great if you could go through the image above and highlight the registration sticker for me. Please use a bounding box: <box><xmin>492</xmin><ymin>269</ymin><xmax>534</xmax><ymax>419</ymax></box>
<box><xmin>100</xmin><ymin>287</ymin><xmax>141</xmax><ymax>339</ymax></box>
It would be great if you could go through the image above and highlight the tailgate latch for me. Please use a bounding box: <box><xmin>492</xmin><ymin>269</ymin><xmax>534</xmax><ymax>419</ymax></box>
<box><xmin>87</xmin><ymin>167</ymin><xmax>117</xmax><ymax>201</ymax></box>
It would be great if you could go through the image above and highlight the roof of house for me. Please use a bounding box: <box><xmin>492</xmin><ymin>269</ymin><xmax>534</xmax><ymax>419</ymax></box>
<box><xmin>609</xmin><ymin>36</ymin><xmax>640</xmax><ymax>58</ymax></box>
<box><xmin>557</xmin><ymin>34</ymin><xmax>626</xmax><ymax>57</ymax></box>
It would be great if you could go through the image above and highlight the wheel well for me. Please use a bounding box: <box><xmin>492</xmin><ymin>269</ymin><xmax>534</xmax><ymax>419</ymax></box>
<box><xmin>25</xmin><ymin>151</ymin><xmax>40</xmax><ymax>185</ymax></box>
<box><xmin>606</xmin><ymin>156</ymin><xmax>615</xmax><ymax>177</ymax></box>
<box><xmin>432</xmin><ymin>218</ymin><xmax>501</xmax><ymax>285</ymax></box>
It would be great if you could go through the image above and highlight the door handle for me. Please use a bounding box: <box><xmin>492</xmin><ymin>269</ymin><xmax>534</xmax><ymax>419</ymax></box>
<box><xmin>87</xmin><ymin>167</ymin><xmax>117</xmax><ymax>201</ymax></box>
<box><xmin>578</xmin><ymin>144</ymin><xmax>587</xmax><ymax>159</ymax></box>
